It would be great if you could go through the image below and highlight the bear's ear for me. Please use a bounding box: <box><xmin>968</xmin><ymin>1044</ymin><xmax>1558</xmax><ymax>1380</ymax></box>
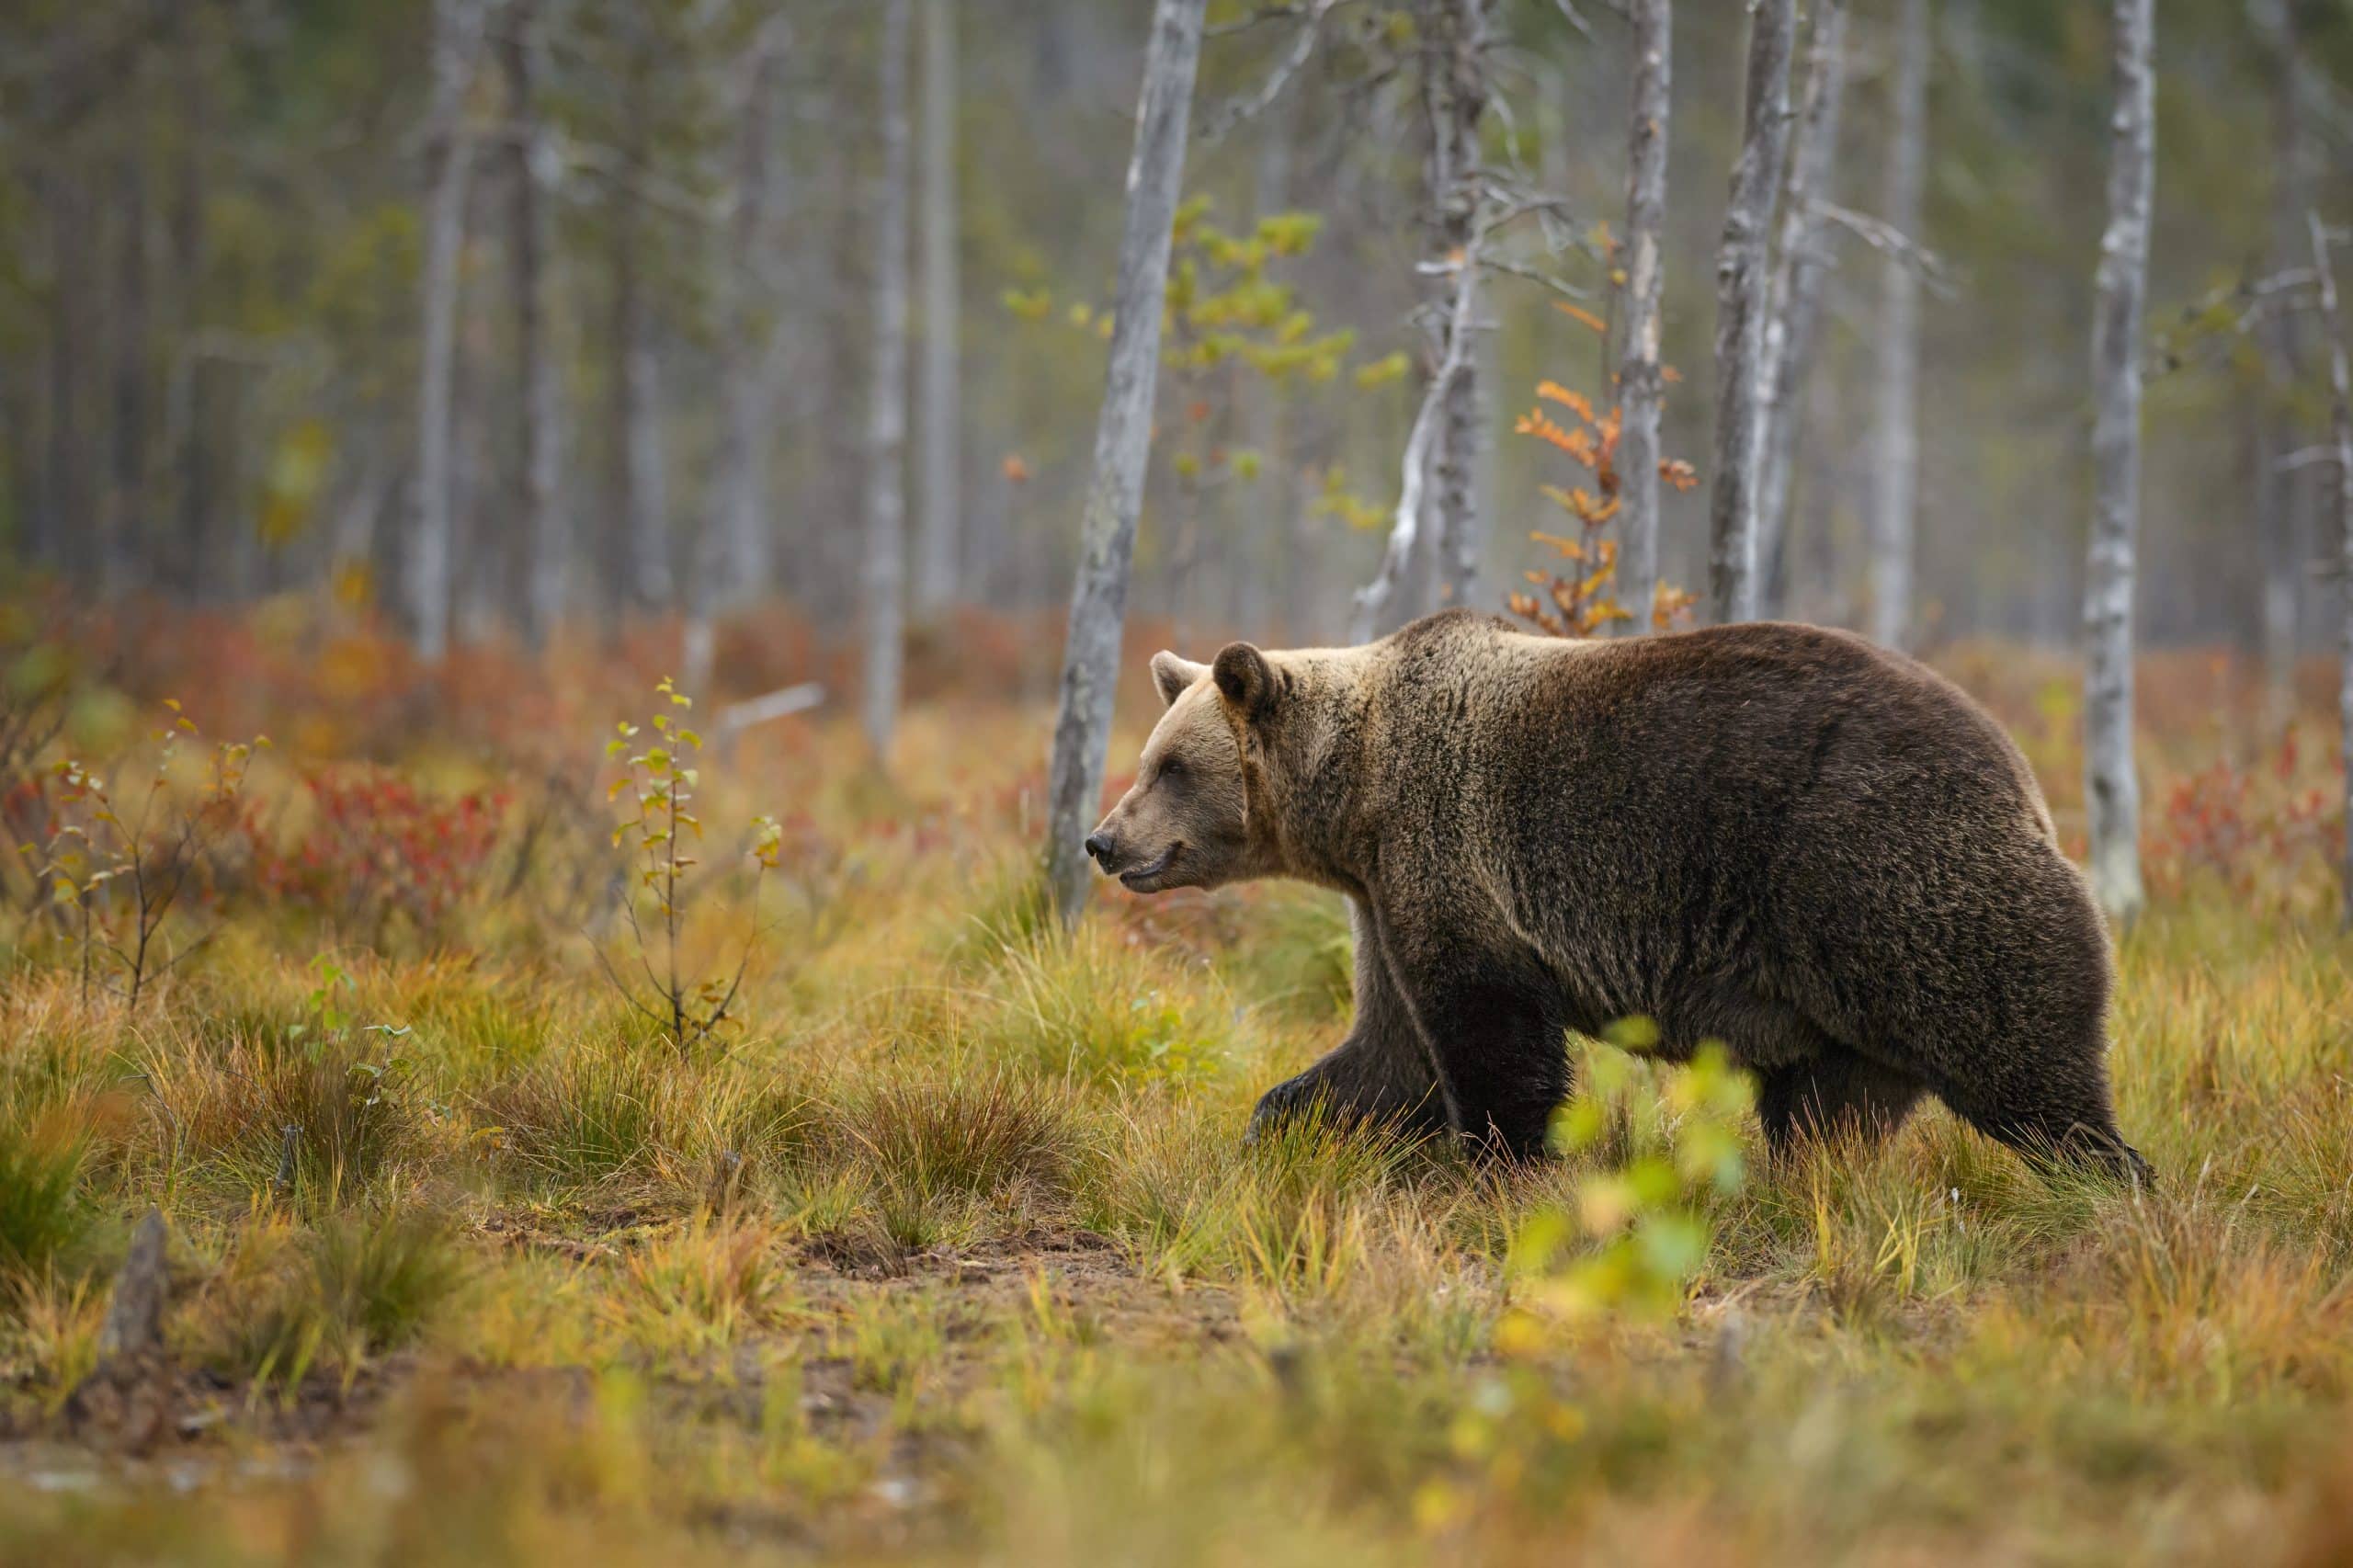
<box><xmin>1212</xmin><ymin>642</ymin><xmax>1281</xmax><ymax>722</ymax></box>
<box><xmin>1150</xmin><ymin>651</ymin><xmax>1208</xmax><ymax>709</ymax></box>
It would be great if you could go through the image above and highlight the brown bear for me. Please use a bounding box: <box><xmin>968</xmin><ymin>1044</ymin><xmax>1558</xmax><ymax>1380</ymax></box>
<box><xmin>1084</xmin><ymin>609</ymin><xmax>2148</xmax><ymax>1181</ymax></box>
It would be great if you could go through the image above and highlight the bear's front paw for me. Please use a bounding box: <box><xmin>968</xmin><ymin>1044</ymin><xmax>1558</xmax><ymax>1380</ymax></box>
<box><xmin>1244</xmin><ymin>1073</ymin><xmax>1322</xmax><ymax>1145</ymax></box>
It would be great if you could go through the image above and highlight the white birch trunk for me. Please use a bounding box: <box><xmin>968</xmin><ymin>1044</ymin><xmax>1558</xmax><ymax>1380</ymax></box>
<box><xmin>1426</xmin><ymin>0</ymin><xmax>1491</xmax><ymax>614</ymax></box>
<box><xmin>612</xmin><ymin>32</ymin><xmax>672</xmax><ymax>612</ymax></box>
<box><xmin>504</xmin><ymin>0</ymin><xmax>564</xmax><ymax>651</ymax></box>
<box><xmin>1616</xmin><ymin>0</ymin><xmax>1671</xmax><ymax>633</ymax></box>
<box><xmin>914</xmin><ymin>0</ymin><xmax>961</xmax><ymax>617</ymax></box>
<box><xmin>862</xmin><ymin>0</ymin><xmax>914</xmax><ymax>758</ymax></box>
<box><xmin>1756</xmin><ymin>0</ymin><xmax>1848</xmax><ymax>618</ymax></box>
<box><xmin>1353</xmin><ymin>267</ymin><xmax>1475</xmax><ymax>644</ymax></box>
<box><xmin>1041</xmin><ymin>0</ymin><xmax>1208</xmax><ymax>920</ymax></box>
<box><xmin>1867</xmin><ymin>0</ymin><xmax>1928</xmax><ymax>650</ymax></box>
<box><xmin>688</xmin><ymin>15</ymin><xmax>787</xmax><ymax>692</ymax></box>
<box><xmin>2305</xmin><ymin>212</ymin><xmax>2353</xmax><ymax>929</ymax></box>
<box><xmin>410</xmin><ymin>0</ymin><xmax>493</xmax><ymax>661</ymax></box>
<box><xmin>2083</xmin><ymin>0</ymin><xmax>2154</xmax><ymax>924</ymax></box>
<box><xmin>1707</xmin><ymin>0</ymin><xmax>1797</xmax><ymax>627</ymax></box>
<box><xmin>2254</xmin><ymin>0</ymin><xmax>2310</xmax><ymax>710</ymax></box>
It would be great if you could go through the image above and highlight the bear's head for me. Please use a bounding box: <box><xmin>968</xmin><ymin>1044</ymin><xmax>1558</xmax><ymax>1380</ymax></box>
<box><xmin>1083</xmin><ymin>642</ymin><xmax>1291</xmax><ymax>894</ymax></box>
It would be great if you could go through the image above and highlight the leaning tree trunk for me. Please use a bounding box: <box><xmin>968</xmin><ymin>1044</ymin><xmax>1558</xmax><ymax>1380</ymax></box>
<box><xmin>862</xmin><ymin>0</ymin><xmax>914</xmax><ymax>759</ymax></box>
<box><xmin>1706</xmin><ymin>0</ymin><xmax>1797</xmax><ymax>627</ymax></box>
<box><xmin>1424</xmin><ymin>0</ymin><xmax>1491</xmax><ymax>615</ymax></box>
<box><xmin>410</xmin><ymin>0</ymin><xmax>493</xmax><ymax>660</ymax></box>
<box><xmin>1866</xmin><ymin>0</ymin><xmax>1928</xmax><ymax>650</ymax></box>
<box><xmin>914</xmin><ymin>0</ymin><xmax>961</xmax><ymax>618</ymax></box>
<box><xmin>2083</xmin><ymin>0</ymin><xmax>2154</xmax><ymax>925</ymax></box>
<box><xmin>1040</xmin><ymin>0</ymin><xmax>1209</xmax><ymax>921</ymax></box>
<box><xmin>504</xmin><ymin>0</ymin><xmax>564</xmax><ymax>651</ymax></box>
<box><xmin>1756</xmin><ymin>0</ymin><xmax>1848</xmax><ymax>619</ymax></box>
<box><xmin>2306</xmin><ymin>211</ymin><xmax>2353</xmax><ymax>930</ymax></box>
<box><xmin>1616</xmin><ymin>0</ymin><xmax>1672</xmax><ymax>633</ymax></box>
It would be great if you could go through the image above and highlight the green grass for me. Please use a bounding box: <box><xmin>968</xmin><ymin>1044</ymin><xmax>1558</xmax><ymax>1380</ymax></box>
<box><xmin>2</xmin><ymin>695</ymin><xmax>2350</xmax><ymax>1566</ymax></box>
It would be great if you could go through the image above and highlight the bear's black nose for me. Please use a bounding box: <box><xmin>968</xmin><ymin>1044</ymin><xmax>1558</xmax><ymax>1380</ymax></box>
<box><xmin>1084</xmin><ymin>832</ymin><xmax>1114</xmax><ymax>868</ymax></box>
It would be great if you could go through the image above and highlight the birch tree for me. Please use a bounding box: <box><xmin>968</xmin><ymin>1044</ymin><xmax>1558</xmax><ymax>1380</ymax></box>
<box><xmin>2083</xmin><ymin>0</ymin><xmax>2154</xmax><ymax>924</ymax></box>
<box><xmin>612</xmin><ymin>22</ymin><xmax>673</xmax><ymax>612</ymax></box>
<box><xmin>1041</xmin><ymin>0</ymin><xmax>1208</xmax><ymax>921</ymax></box>
<box><xmin>2253</xmin><ymin>0</ymin><xmax>2311</xmax><ymax>707</ymax></box>
<box><xmin>1706</xmin><ymin>0</ymin><xmax>1797</xmax><ymax>626</ymax></box>
<box><xmin>1352</xmin><ymin>0</ymin><xmax>1492</xmax><ymax>642</ymax></box>
<box><xmin>1615</xmin><ymin>0</ymin><xmax>1672</xmax><ymax>633</ymax></box>
<box><xmin>914</xmin><ymin>0</ymin><xmax>961</xmax><ymax>617</ymax></box>
<box><xmin>1756</xmin><ymin>0</ymin><xmax>1849</xmax><ymax>617</ymax></box>
<box><xmin>410</xmin><ymin>0</ymin><xmax>494</xmax><ymax>660</ymax></box>
<box><xmin>1424</xmin><ymin>0</ymin><xmax>1492</xmax><ymax>614</ymax></box>
<box><xmin>1866</xmin><ymin>0</ymin><xmax>1928</xmax><ymax>650</ymax></box>
<box><xmin>503</xmin><ymin>0</ymin><xmax>564</xmax><ymax>651</ymax></box>
<box><xmin>688</xmin><ymin>10</ymin><xmax>788</xmax><ymax>691</ymax></box>
<box><xmin>863</xmin><ymin>0</ymin><xmax>914</xmax><ymax>758</ymax></box>
<box><xmin>2307</xmin><ymin>210</ymin><xmax>2353</xmax><ymax>929</ymax></box>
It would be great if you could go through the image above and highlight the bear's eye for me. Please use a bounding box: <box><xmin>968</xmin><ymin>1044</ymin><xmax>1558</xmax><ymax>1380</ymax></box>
<box><xmin>1157</xmin><ymin>756</ymin><xmax>1186</xmax><ymax>785</ymax></box>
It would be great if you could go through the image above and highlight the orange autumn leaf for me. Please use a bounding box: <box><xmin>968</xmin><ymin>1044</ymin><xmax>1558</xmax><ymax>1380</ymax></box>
<box><xmin>1552</xmin><ymin>300</ymin><xmax>1609</xmax><ymax>335</ymax></box>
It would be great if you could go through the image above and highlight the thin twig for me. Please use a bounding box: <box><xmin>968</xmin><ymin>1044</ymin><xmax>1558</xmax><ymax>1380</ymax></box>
<box><xmin>1200</xmin><ymin>0</ymin><xmax>1347</xmax><ymax>143</ymax></box>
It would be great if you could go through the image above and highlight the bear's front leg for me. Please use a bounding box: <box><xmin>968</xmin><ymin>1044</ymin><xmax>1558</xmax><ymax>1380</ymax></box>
<box><xmin>1248</xmin><ymin>901</ymin><xmax>1449</xmax><ymax>1142</ymax></box>
<box><xmin>1374</xmin><ymin>908</ymin><xmax>1571</xmax><ymax>1160</ymax></box>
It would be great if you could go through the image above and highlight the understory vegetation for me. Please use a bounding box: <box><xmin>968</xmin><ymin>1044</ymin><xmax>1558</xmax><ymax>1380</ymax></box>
<box><xmin>2</xmin><ymin>607</ymin><xmax>2351</xmax><ymax>1566</ymax></box>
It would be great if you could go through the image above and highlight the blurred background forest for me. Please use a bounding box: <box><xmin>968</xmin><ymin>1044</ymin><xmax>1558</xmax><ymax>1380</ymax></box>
<box><xmin>4</xmin><ymin>0</ymin><xmax>2352</xmax><ymax>678</ymax></box>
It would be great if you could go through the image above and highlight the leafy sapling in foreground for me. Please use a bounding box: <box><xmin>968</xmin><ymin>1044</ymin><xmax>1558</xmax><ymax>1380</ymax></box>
<box><xmin>597</xmin><ymin>678</ymin><xmax>782</xmax><ymax>1054</ymax></box>
<box><xmin>34</xmin><ymin>700</ymin><xmax>264</xmax><ymax>1007</ymax></box>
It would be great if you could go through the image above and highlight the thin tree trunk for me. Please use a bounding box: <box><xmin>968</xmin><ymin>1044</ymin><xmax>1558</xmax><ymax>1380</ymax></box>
<box><xmin>1424</xmin><ymin>0</ymin><xmax>1491</xmax><ymax>613</ymax></box>
<box><xmin>505</xmin><ymin>0</ymin><xmax>564</xmax><ymax>651</ymax></box>
<box><xmin>1041</xmin><ymin>0</ymin><xmax>1209</xmax><ymax>920</ymax></box>
<box><xmin>41</xmin><ymin>172</ymin><xmax>85</xmax><ymax>577</ymax></box>
<box><xmin>914</xmin><ymin>0</ymin><xmax>961</xmax><ymax>617</ymax></box>
<box><xmin>2253</xmin><ymin>0</ymin><xmax>2309</xmax><ymax>712</ymax></box>
<box><xmin>614</xmin><ymin>28</ymin><xmax>672</xmax><ymax>613</ymax></box>
<box><xmin>1616</xmin><ymin>0</ymin><xmax>1672</xmax><ymax>634</ymax></box>
<box><xmin>167</xmin><ymin>15</ymin><xmax>209</xmax><ymax>601</ymax></box>
<box><xmin>107</xmin><ymin>150</ymin><xmax>149</xmax><ymax>595</ymax></box>
<box><xmin>1707</xmin><ymin>0</ymin><xmax>1797</xmax><ymax>627</ymax></box>
<box><xmin>411</xmin><ymin>0</ymin><xmax>493</xmax><ymax>661</ymax></box>
<box><xmin>1756</xmin><ymin>0</ymin><xmax>1848</xmax><ymax>619</ymax></box>
<box><xmin>2083</xmin><ymin>0</ymin><xmax>2154</xmax><ymax>924</ymax></box>
<box><xmin>1353</xmin><ymin>263</ymin><xmax>1476</xmax><ymax>643</ymax></box>
<box><xmin>862</xmin><ymin>0</ymin><xmax>914</xmax><ymax>757</ymax></box>
<box><xmin>688</xmin><ymin>14</ymin><xmax>787</xmax><ymax>692</ymax></box>
<box><xmin>1866</xmin><ymin>0</ymin><xmax>1927</xmax><ymax>650</ymax></box>
<box><xmin>2305</xmin><ymin>211</ymin><xmax>2353</xmax><ymax>929</ymax></box>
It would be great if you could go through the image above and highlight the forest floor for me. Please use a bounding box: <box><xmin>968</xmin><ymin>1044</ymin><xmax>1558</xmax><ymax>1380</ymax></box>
<box><xmin>2</xmin><ymin>612</ymin><xmax>2351</xmax><ymax>1566</ymax></box>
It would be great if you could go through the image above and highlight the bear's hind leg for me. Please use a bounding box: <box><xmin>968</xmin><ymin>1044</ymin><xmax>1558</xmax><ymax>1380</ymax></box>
<box><xmin>1756</xmin><ymin>1049</ymin><xmax>1924</xmax><ymax>1161</ymax></box>
<box><xmin>1926</xmin><ymin>1054</ymin><xmax>2152</xmax><ymax>1187</ymax></box>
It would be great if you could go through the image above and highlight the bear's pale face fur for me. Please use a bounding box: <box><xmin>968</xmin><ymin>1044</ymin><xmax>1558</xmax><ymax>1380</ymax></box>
<box><xmin>1086</xmin><ymin>649</ymin><xmax>1272</xmax><ymax>893</ymax></box>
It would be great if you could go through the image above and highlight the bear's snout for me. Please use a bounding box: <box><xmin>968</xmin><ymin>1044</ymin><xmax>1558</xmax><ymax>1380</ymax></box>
<box><xmin>1083</xmin><ymin>830</ymin><xmax>1117</xmax><ymax>869</ymax></box>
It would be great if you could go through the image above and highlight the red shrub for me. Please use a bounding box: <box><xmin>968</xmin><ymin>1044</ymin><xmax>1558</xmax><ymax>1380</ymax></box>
<box><xmin>244</xmin><ymin>767</ymin><xmax>511</xmax><ymax>948</ymax></box>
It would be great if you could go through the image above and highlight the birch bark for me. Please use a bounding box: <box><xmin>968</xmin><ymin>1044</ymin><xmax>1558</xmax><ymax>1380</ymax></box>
<box><xmin>1041</xmin><ymin>0</ymin><xmax>1209</xmax><ymax>920</ymax></box>
<box><xmin>1707</xmin><ymin>0</ymin><xmax>1797</xmax><ymax>626</ymax></box>
<box><xmin>1866</xmin><ymin>0</ymin><xmax>1928</xmax><ymax>650</ymax></box>
<box><xmin>2083</xmin><ymin>0</ymin><xmax>2154</xmax><ymax>924</ymax></box>
<box><xmin>1616</xmin><ymin>0</ymin><xmax>1672</xmax><ymax>632</ymax></box>
<box><xmin>862</xmin><ymin>0</ymin><xmax>915</xmax><ymax>757</ymax></box>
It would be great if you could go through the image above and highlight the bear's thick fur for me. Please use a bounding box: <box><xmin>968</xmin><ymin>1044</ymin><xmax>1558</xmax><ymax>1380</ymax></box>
<box><xmin>1085</xmin><ymin>610</ymin><xmax>2147</xmax><ymax>1179</ymax></box>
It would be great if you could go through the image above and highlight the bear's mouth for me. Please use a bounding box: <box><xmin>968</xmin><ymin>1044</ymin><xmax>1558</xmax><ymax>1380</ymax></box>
<box><xmin>1119</xmin><ymin>846</ymin><xmax>1180</xmax><ymax>889</ymax></box>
